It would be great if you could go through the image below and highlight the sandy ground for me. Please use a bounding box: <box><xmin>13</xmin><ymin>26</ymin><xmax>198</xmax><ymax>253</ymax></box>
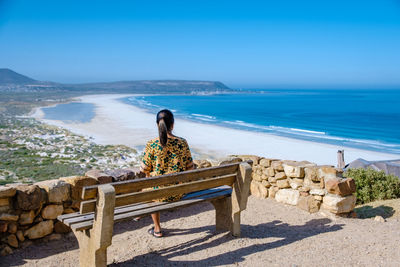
<box><xmin>2</xmin><ymin>196</ymin><xmax>400</xmax><ymax>267</ymax></box>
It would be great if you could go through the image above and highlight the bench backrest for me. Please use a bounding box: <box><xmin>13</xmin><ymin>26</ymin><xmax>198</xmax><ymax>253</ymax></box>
<box><xmin>79</xmin><ymin>161</ymin><xmax>252</xmax><ymax>214</ymax></box>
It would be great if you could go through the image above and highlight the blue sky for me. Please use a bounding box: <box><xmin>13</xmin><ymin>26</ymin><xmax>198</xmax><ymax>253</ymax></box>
<box><xmin>0</xmin><ymin>0</ymin><xmax>399</xmax><ymax>88</ymax></box>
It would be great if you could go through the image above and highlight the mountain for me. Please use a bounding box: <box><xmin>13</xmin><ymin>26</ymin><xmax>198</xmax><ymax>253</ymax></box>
<box><xmin>0</xmin><ymin>69</ymin><xmax>231</xmax><ymax>93</ymax></box>
<box><xmin>0</xmin><ymin>68</ymin><xmax>38</xmax><ymax>85</ymax></box>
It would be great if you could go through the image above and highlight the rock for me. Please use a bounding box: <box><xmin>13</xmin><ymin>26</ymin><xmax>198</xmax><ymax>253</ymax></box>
<box><xmin>289</xmin><ymin>181</ymin><xmax>301</xmax><ymax>190</ymax></box>
<box><xmin>305</xmin><ymin>166</ymin><xmax>320</xmax><ymax>182</ymax></box>
<box><xmin>19</xmin><ymin>210</ymin><xmax>35</xmax><ymax>225</ymax></box>
<box><xmin>275</xmin><ymin>189</ymin><xmax>300</xmax><ymax>205</ymax></box>
<box><xmin>259</xmin><ymin>158</ymin><xmax>272</xmax><ymax>167</ymax></box>
<box><xmin>268</xmin><ymin>176</ymin><xmax>277</xmax><ymax>184</ymax></box>
<box><xmin>0</xmin><ymin>197</ymin><xmax>10</xmax><ymax>207</ymax></box>
<box><xmin>218</xmin><ymin>157</ymin><xmax>242</xmax><ymax>166</ymax></box>
<box><xmin>276</xmin><ymin>179</ymin><xmax>290</xmax><ymax>189</ymax></box>
<box><xmin>250</xmin><ymin>181</ymin><xmax>268</xmax><ymax>199</ymax></box>
<box><xmin>275</xmin><ymin>172</ymin><xmax>287</xmax><ymax>180</ymax></box>
<box><xmin>268</xmin><ymin>186</ymin><xmax>279</xmax><ymax>198</ymax></box>
<box><xmin>252</xmin><ymin>173</ymin><xmax>263</xmax><ymax>182</ymax></box>
<box><xmin>261</xmin><ymin>180</ymin><xmax>271</xmax><ymax>188</ymax></box>
<box><xmin>0</xmin><ymin>221</ymin><xmax>8</xmax><ymax>232</ymax></box>
<box><xmin>85</xmin><ymin>170</ymin><xmax>113</xmax><ymax>184</ymax></box>
<box><xmin>300</xmin><ymin>191</ymin><xmax>309</xmax><ymax>197</ymax></box>
<box><xmin>271</xmin><ymin>161</ymin><xmax>284</xmax><ymax>171</ymax></box>
<box><xmin>24</xmin><ymin>220</ymin><xmax>54</xmax><ymax>239</ymax></box>
<box><xmin>325</xmin><ymin>178</ymin><xmax>356</xmax><ymax>196</ymax></box>
<box><xmin>60</xmin><ymin>176</ymin><xmax>98</xmax><ymax>201</ymax></box>
<box><xmin>42</xmin><ymin>204</ymin><xmax>64</xmax><ymax>219</ymax></box>
<box><xmin>16</xmin><ymin>230</ymin><xmax>25</xmax><ymax>242</ymax></box>
<box><xmin>299</xmin><ymin>186</ymin><xmax>310</xmax><ymax>192</ymax></box>
<box><xmin>310</xmin><ymin>189</ymin><xmax>326</xmax><ymax>196</ymax></box>
<box><xmin>263</xmin><ymin>167</ymin><xmax>275</xmax><ymax>177</ymax></box>
<box><xmin>317</xmin><ymin>166</ymin><xmax>340</xmax><ymax>181</ymax></box>
<box><xmin>321</xmin><ymin>194</ymin><xmax>356</xmax><ymax>214</ymax></box>
<box><xmin>7</xmin><ymin>234</ymin><xmax>18</xmax><ymax>248</ymax></box>
<box><xmin>304</xmin><ymin>175</ymin><xmax>324</xmax><ymax>189</ymax></box>
<box><xmin>0</xmin><ymin>186</ymin><xmax>16</xmax><ymax>198</ymax></box>
<box><xmin>21</xmin><ymin>240</ymin><xmax>33</xmax><ymax>249</ymax></box>
<box><xmin>297</xmin><ymin>195</ymin><xmax>321</xmax><ymax>213</ymax></box>
<box><xmin>374</xmin><ymin>216</ymin><xmax>386</xmax><ymax>223</ymax></box>
<box><xmin>235</xmin><ymin>155</ymin><xmax>260</xmax><ymax>165</ymax></box>
<box><xmin>35</xmin><ymin>179</ymin><xmax>71</xmax><ymax>203</ymax></box>
<box><xmin>63</xmin><ymin>208</ymin><xmax>75</xmax><ymax>214</ymax></box>
<box><xmin>0</xmin><ymin>213</ymin><xmax>19</xmax><ymax>221</ymax></box>
<box><xmin>193</xmin><ymin>160</ymin><xmax>212</xmax><ymax>169</ymax></box>
<box><xmin>0</xmin><ymin>245</ymin><xmax>13</xmax><ymax>256</ymax></box>
<box><xmin>15</xmin><ymin>184</ymin><xmax>46</xmax><ymax>210</ymax></box>
<box><xmin>283</xmin><ymin>162</ymin><xmax>305</xmax><ymax>178</ymax></box>
<box><xmin>54</xmin><ymin>221</ymin><xmax>71</xmax><ymax>234</ymax></box>
<box><xmin>48</xmin><ymin>233</ymin><xmax>62</xmax><ymax>241</ymax></box>
<box><xmin>7</xmin><ymin>222</ymin><xmax>17</xmax><ymax>234</ymax></box>
<box><xmin>314</xmin><ymin>195</ymin><xmax>323</xmax><ymax>201</ymax></box>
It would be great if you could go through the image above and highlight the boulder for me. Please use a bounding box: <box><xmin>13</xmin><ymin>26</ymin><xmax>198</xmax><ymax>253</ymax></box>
<box><xmin>259</xmin><ymin>158</ymin><xmax>272</xmax><ymax>167</ymax></box>
<box><xmin>15</xmin><ymin>184</ymin><xmax>46</xmax><ymax>210</ymax></box>
<box><xmin>317</xmin><ymin>166</ymin><xmax>341</xmax><ymax>181</ymax></box>
<box><xmin>42</xmin><ymin>204</ymin><xmax>64</xmax><ymax>220</ymax></box>
<box><xmin>218</xmin><ymin>157</ymin><xmax>242</xmax><ymax>166</ymax></box>
<box><xmin>60</xmin><ymin>176</ymin><xmax>98</xmax><ymax>201</ymax></box>
<box><xmin>24</xmin><ymin>220</ymin><xmax>54</xmax><ymax>239</ymax></box>
<box><xmin>263</xmin><ymin>167</ymin><xmax>275</xmax><ymax>177</ymax></box>
<box><xmin>235</xmin><ymin>155</ymin><xmax>260</xmax><ymax>165</ymax></box>
<box><xmin>305</xmin><ymin>166</ymin><xmax>320</xmax><ymax>182</ymax></box>
<box><xmin>8</xmin><ymin>222</ymin><xmax>17</xmax><ymax>234</ymax></box>
<box><xmin>0</xmin><ymin>186</ymin><xmax>16</xmax><ymax>198</ymax></box>
<box><xmin>16</xmin><ymin>230</ymin><xmax>25</xmax><ymax>242</ymax></box>
<box><xmin>268</xmin><ymin>176</ymin><xmax>277</xmax><ymax>184</ymax></box>
<box><xmin>0</xmin><ymin>221</ymin><xmax>8</xmax><ymax>232</ymax></box>
<box><xmin>54</xmin><ymin>221</ymin><xmax>71</xmax><ymax>234</ymax></box>
<box><xmin>297</xmin><ymin>195</ymin><xmax>321</xmax><ymax>213</ymax></box>
<box><xmin>19</xmin><ymin>210</ymin><xmax>35</xmax><ymax>225</ymax></box>
<box><xmin>261</xmin><ymin>180</ymin><xmax>271</xmax><ymax>188</ymax></box>
<box><xmin>283</xmin><ymin>162</ymin><xmax>305</xmax><ymax>178</ymax></box>
<box><xmin>35</xmin><ymin>179</ymin><xmax>71</xmax><ymax>203</ymax></box>
<box><xmin>0</xmin><ymin>197</ymin><xmax>10</xmax><ymax>207</ymax></box>
<box><xmin>193</xmin><ymin>160</ymin><xmax>212</xmax><ymax>169</ymax></box>
<box><xmin>275</xmin><ymin>172</ymin><xmax>287</xmax><ymax>180</ymax></box>
<box><xmin>374</xmin><ymin>216</ymin><xmax>386</xmax><ymax>223</ymax></box>
<box><xmin>0</xmin><ymin>245</ymin><xmax>13</xmax><ymax>257</ymax></box>
<box><xmin>271</xmin><ymin>161</ymin><xmax>284</xmax><ymax>171</ymax></box>
<box><xmin>325</xmin><ymin>178</ymin><xmax>356</xmax><ymax>196</ymax></box>
<box><xmin>275</xmin><ymin>189</ymin><xmax>300</xmax><ymax>205</ymax></box>
<box><xmin>304</xmin><ymin>175</ymin><xmax>324</xmax><ymax>189</ymax></box>
<box><xmin>105</xmin><ymin>169</ymin><xmax>141</xmax><ymax>181</ymax></box>
<box><xmin>250</xmin><ymin>181</ymin><xmax>268</xmax><ymax>199</ymax></box>
<box><xmin>268</xmin><ymin>186</ymin><xmax>279</xmax><ymax>198</ymax></box>
<box><xmin>289</xmin><ymin>181</ymin><xmax>302</xmax><ymax>190</ymax></box>
<box><xmin>0</xmin><ymin>213</ymin><xmax>19</xmax><ymax>221</ymax></box>
<box><xmin>85</xmin><ymin>170</ymin><xmax>113</xmax><ymax>184</ymax></box>
<box><xmin>309</xmin><ymin>189</ymin><xmax>326</xmax><ymax>196</ymax></box>
<box><xmin>321</xmin><ymin>194</ymin><xmax>356</xmax><ymax>214</ymax></box>
<box><xmin>7</xmin><ymin>234</ymin><xmax>18</xmax><ymax>248</ymax></box>
<box><xmin>252</xmin><ymin>173</ymin><xmax>263</xmax><ymax>182</ymax></box>
<box><xmin>276</xmin><ymin>179</ymin><xmax>290</xmax><ymax>189</ymax></box>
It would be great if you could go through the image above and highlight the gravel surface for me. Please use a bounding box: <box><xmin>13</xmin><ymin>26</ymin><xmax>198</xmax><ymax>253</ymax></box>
<box><xmin>2</xmin><ymin>196</ymin><xmax>400</xmax><ymax>266</ymax></box>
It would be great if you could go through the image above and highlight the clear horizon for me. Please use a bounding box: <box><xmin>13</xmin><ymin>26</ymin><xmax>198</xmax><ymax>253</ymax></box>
<box><xmin>0</xmin><ymin>0</ymin><xmax>400</xmax><ymax>89</ymax></box>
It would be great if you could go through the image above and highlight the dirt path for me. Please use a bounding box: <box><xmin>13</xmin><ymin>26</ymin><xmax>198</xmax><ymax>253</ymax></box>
<box><xmin>2</xmin><ymin>196</ymin><xmax>400</xmax><ymax>266</ymax></box>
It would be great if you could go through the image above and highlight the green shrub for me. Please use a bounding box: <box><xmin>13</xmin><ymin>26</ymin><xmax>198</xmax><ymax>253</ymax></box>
<box><xmin>344</xmin><ymin>168</ymin><xmax>400</xmax><ymax>204</ymax></box>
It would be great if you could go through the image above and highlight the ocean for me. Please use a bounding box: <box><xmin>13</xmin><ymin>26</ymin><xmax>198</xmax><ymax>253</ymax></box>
<box><xmin>121</xmin><ymin>89</ymin><xmax>400</xmax><ymax>155</ymax></box>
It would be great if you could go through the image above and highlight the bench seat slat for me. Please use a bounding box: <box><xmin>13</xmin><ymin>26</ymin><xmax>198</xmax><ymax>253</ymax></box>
<box><xmin>82</xmin><ymin>163</ymin><xmax>239</xmax><ymax>200</ymax></box>
<box><xmin>59</xmin><ymin>186</ymin><xmax>232</xmax><ymax>226</ymax></box>
<box><xmin>71</xmin><ymin>188</ymin><xmax>232</xmax><ymax>231</ymax></box>
<box><xmin>80</xmin><ymin>174</ymin><xmax>236</xmax><ymax>214</ymax></box>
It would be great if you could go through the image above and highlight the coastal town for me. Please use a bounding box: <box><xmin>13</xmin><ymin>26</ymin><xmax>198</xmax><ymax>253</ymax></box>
<box><xmin>0</xmin><ymin>117</ymin><xmax>140</xmax><ymax>185</ymax></box>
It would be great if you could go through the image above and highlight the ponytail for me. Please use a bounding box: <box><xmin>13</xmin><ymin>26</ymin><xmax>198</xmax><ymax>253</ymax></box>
<box><xmin>158</xmin><ymin>119</ymin><xmax>168</xmax><ymax>146</ymax></box>
<box><xmin>156</xmin><ymin>109</ymin><xmax>174</xmax><ymax>147</ymax></box>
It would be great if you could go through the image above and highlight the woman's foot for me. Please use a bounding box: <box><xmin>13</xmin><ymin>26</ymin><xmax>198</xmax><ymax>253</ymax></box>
<box><xmin>148</xmin><ymin>227</ymin><xmax>163</xmax><ymax>238</ymax></box>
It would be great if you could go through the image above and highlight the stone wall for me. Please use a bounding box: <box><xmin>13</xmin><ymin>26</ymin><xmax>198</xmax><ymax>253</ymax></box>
<box><xmin>231</xmin><ymin>155</ymin><xmax>356</xmax><ymax>216</ymax></box>
<box><xmin>0</xmin><ymin>168</ymin><xmax>143</xmax><ymax>257</ymax></box>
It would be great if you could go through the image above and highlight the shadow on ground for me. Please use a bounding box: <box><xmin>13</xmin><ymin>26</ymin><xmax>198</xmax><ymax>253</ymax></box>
<box><xmin>111</xmin><ymin>218</ymin><xmax>343</xmax><ymax>266</ymax></box>
<box><xmin>355</xmin><ymin>205</ymin><xmax>395</xmax><ymax>219</ymax></box>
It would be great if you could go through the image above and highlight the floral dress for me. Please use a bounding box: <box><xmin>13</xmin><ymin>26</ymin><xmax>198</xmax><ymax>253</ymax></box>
<box><xmin>142</xmin><ymin>136</ymin><xmax>193</xmax><ymax>201</ymax></box>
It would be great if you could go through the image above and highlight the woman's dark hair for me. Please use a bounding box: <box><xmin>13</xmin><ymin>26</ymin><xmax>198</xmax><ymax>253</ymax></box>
<box><xmin>156</xmin><ymin>109</ymin><xmax>174</xmax><ymax>146</ymax></box>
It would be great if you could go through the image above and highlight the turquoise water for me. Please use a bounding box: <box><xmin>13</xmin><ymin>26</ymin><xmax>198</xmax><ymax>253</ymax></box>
<box><xmin>122</xmin><ymin>89</ymin><xmax>400</xmax><ymax>155</ymax></box>
<box><xmin>42</xmin><ymin>102</ymin><xmax>95</xmax><ymax>123</ymax></box>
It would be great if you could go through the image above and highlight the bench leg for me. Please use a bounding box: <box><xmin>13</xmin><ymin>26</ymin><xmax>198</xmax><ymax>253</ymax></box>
<box><xmin>74</xmin><ymin>184</ymin><xmax>115</xmax><ymax>267</ymax></box>
<box><xmin>211</xmin><ymin>197</ymin><xmax>241</xmax><ymax>237</ymax></box>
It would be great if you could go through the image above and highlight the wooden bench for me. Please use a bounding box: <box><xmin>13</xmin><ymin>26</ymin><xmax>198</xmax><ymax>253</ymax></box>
<box><xmin>58</xmin><ymin>161</ymin><xmax>252</xmax><ymax>267</ymax></box>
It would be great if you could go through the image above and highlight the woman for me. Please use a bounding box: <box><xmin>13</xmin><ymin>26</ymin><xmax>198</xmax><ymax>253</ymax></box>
<box><xmin>140</xmin><ymin>109</ymin><xmax>194</xmax><ymax>237</ymax></box>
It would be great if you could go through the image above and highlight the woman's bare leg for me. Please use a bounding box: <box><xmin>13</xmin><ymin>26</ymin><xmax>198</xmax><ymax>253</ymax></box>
<box><xmin>151</xmin><ymin>212</ymin><xmax>162</xmax><ymax>236</ymax></box>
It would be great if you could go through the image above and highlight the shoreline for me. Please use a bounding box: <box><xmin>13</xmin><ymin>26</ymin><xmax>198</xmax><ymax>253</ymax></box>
<box><xmin>31</xmin><ymin>94</ymin><xmax>400</xmax><ymax>165</ymax></box>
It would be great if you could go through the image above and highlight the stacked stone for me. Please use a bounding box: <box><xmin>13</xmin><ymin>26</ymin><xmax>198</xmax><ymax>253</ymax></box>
<box><xmin>0</xmin><ymin>168</ymin><xmax>143</xmax><ymax>257</ymax></box>
<box><xmin>239</xmin><ymin>155</ymin><xmax>356</xmax><ymax>216</ymax></box>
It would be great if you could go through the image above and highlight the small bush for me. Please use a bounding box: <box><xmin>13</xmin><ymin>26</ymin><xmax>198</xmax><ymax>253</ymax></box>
<box><xmin>344</xmin><ymin>168</ymin><xmax>400</xmax><ymax>204</ymax></box>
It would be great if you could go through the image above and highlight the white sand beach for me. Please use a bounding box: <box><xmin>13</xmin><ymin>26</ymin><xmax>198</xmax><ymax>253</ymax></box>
<box><xmin>31</xmin><ymin>94</ymin><xmax>400</xmax><ymax>165</ymax></box>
